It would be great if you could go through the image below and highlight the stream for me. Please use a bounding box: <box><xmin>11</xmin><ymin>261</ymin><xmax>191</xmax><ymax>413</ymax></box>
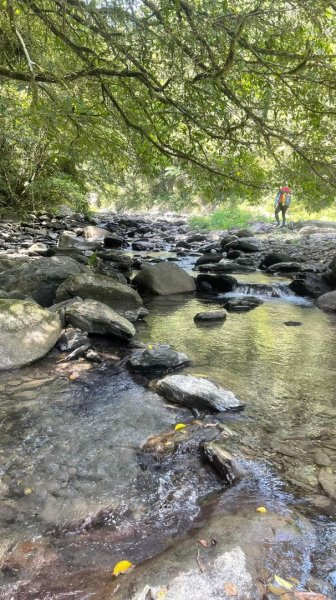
<box><xmin>0</xmin><ymin>265</ymin><xmax>335</xmax><ymax>598</ymax></box>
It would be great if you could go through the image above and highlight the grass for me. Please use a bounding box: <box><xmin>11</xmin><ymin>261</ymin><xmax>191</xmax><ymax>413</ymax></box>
<box><xmin>190</xmin><ymin>200</ymin><xmax>336</xmax><ymax>231</ymax></box>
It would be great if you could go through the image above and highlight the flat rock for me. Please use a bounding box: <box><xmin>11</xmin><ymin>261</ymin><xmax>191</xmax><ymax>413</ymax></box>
<box><xmin>267</xmin><ymin>261</ymin><xmax>302</xmax><ymax>273</ymax></box>
<box><xmin>0</xmin><ymin>299</ymin><xmax>61</xmax><ymax>370</ymax></box>
<box><xmin>224</xmin><ymin>297</ymin><xmax>263</xmax><ymax>311</ymax></box>
<box><xmin>151</xmin><ymin>374</ymin><xmax>242</xmax><ymax>412</ymax></box>
<box><xmin>133</xmin><ymin>262</ymin><xmax>196</xmax><ymax>295</ymax></box>
<box><xmin>65</xmin><ymin>299</ymin><xmax>136</xmax><ymax>340</ymax></box>
<box><xmin>83</xmin><ymin>225</ymin><xmax>109</xmax><ymax>241</ymax></box>
<box><xmin>128</xmin><ymin>344</ymin><xmax>190</xmax><ymax>375</ymax></box>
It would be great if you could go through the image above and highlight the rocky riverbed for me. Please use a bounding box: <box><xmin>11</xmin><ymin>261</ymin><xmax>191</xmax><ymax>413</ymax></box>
<box><xmin>0</xmin><ymin>209</ymin><xmax>335</xmax><ymax>599</ymax></box>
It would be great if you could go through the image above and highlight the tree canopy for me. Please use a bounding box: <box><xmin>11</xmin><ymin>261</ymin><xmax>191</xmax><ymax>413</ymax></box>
<box><xmin>1</xmin><ymin>0</ymin><xmax>336</xmax><ymax>213</ymax></box>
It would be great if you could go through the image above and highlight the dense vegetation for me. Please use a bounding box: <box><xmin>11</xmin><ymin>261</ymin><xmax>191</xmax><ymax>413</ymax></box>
<box><xmin>1</xmin><ymin>0</ymin><xmax>336</xmax><ymax>215</ymax></box>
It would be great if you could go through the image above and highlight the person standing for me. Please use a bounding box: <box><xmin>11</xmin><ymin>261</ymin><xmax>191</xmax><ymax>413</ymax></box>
<box><xmin>274</xmin><ymin>185</ymin><xmax>292</xmax><ymax>227</ymax></box>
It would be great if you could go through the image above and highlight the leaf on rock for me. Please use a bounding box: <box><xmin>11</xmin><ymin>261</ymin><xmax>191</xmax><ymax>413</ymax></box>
<box><xmin>224</xmin><ymin>582</ymin><xmax>238</xmax><ymax>596</ymax></box>
<box><xmin>198</xmin><ymin>539</ymin><xmax>208</xmax><ymax>547</ymax></box>
<box><xmin>274</xmin><ymin>575</ymin><xmax>294</xmax><ymax>590</ymax></box>
<box><xmin>157</xmin><ymin>586</ymin><xmax>169</xmax><ymax>599</ymax></box>
<box><xmin>112</xmin><ymin>560</ymin><xmax>133</xmax><ymax>577</ymax></box>
<box><xmin>175</xmin><ymin>423</ymin><xmax>187</xmax><ymax>431</ymax></box>
<box><xmin>256</xmin><ymin>506</ymin><xmax>267</xmax><ymax>513</ymax></box>
<box><xmin>24</xmin><ymin>488</ymin><xmax>33</xmax><ymax>495</ymax></box>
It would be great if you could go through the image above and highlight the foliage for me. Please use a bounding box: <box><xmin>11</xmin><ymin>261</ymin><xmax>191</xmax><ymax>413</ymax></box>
<box><xmin>1</xmin><ymin>0</ymin><xmax>336</xmax><ymax>214</ymax></box>
<box><xmin>190</xmin><ymin>199</ymin><xmax>336</xmax><ymax>230</ymax></box>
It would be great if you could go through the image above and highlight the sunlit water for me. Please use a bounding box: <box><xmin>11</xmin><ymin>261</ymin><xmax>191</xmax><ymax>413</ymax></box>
<box><xmin>0</xmin><ymin>267</ymin><xmax>335</xmax><ymax>598</ymax></box>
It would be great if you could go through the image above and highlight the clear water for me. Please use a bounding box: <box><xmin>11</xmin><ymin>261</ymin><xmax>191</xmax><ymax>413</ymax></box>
<box><xmin>0</xmin><ymin>272</ymin><xmax>335</xmax><ymax>598</ymax></box>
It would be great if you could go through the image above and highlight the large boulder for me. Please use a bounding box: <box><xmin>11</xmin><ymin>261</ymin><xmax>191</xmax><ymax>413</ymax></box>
<box><xmin>128</xmin><ymin>344</ymin><xmax>190</xmax><ymax>375</ymax></box>
<box><xmin>151</xmin><ymin>374</ymin><xmax>242</xmax><ymax>411</ymax></box>
<box><xmin>55</xmin><ymin>272</ymin><xmax>143</xmax><ymax>320</ymax></box>
<box><xmin>0</xmin><ymin>257</ymin><xmax>86</xmax><ymax>306</ymax></box>
<box><xmin>133</xmin><ymin>262</ymin><xmax>196</xmax><ymax>295</ymax></box>
<box><xmin>316</xmin><ymin>291</ymin><xmax>336</xmax><ymax>312</ymax></box>
<box><xmin>289</xmin><ymin>273</ymin><xmax>332</xmax><ymax>298</ymax></box>
<box><xmin>0</xmin><ymin>299</ymin><xmax>61</xmax><ymax>370</ymax></box>
<box><xmin>65</xmin><ymin>299</ymin><xmax>135</xmax><ymax>340</ymax></box>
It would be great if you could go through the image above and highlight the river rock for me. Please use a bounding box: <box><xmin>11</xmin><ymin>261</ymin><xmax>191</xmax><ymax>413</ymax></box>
<box><xmin>133</xmin><ymin>262</ymin><xmax>196</xmax><ymax>295</ymax></box>
<box><xmin>57</xmin><ymin>327</ymin><xmax>90</xmax><ymax>352</ymax></box>
<box><xmin>194</xmin><ymin>310</ymin><xmax>227</xmax><ymax>322</ymax></box>
<box><xmin>318</xmin><ymin>468</ymin><xmax>336</xmax><ymax>500</ymax></box>
<box><xmin>289</xmin><ymin>273</ymin><xmax>332</xmax><ymax>298</ymax></box>
<box><xmin>224</xmin><ymin>238</ymin><xmax>262</xmax><ymax>253</ymax></box>
<box><xmin>65</xmin><ymin>299</ymin><xmax>136</xmax><ymax>340</ymax></box>
<box><xmin>224</xmin><ymin>297</ymin><xmax>263</xmax><ymax>311</ymax></box>
<box><xmin>196</xmin><ymin>273</ymin><xmax>237</xmax><ymax>293</ymax></box>
<box><xmin>202</xmin><ymin>441</ymin><xmax>243</xmax><ymax>484</ymax></box>
<box><xmin>104</xmin><ymin>234</ymin><xmax>124</xmax><ymax>248</ymax></box>
<box><xmin>260</xmin><ymin>252</ymin><xmax>292</xmax><ymax>269</ymax></box>
<box><xmin>128</xmin><ymin>344</ymin><xmax>190</xmax><ymax>375</ymax></box>
<box><xmin>97</xmin><ymin>251</ymin><xmax>133</xmax><ymax>271</ymax></box>
<box><xmin>0</xmin><ymin>299</ymin><xmax>62</xmax><ymax>370</ymax></box>
<box><xmin>83</xmin><ymin>225</ymin><xmax>109</xmax><ymax>241</ymax></box>
<box><xmin>235</xmin><ymin>228</ymin><xmax>254</xmax><ymax>238</ymax></box>
<box><xmin>151</xmin><ymin>374</ymin><xmax>242</xmax><ymax>411</ymax></box>
<box><xmin>316</xmin><ymin>290</ymin><xmax>336</xmax><ymax>312</ymax></box>
<box><xmin>58</xmin><ymin>231</ymin><xmax>101</xmax><ymax>250</ymax></box>
<box><xmin>219</xmin><ymin>234</ymin><xmax>238</xmax><ymax>249</ymax></box>
<box><xmin>55</xmin><ymin>272</ymin><xmax>143</xmax><ymax>320</ymax></box>
<box><xmin>267</xmin><ymin>261</ymin><xmax>302</xmax><ymax>273</ymax></box>
<box><xmin>27</xmin><ymin>242</ymin><xmax>52</xmax><ymax>256</ymax></box>
<box><xmin>195</xmin><ymin>253</ymin><xmax>223</xmax><ymax>267</ymax></box>
<box><xmin>0</xmin><ymin>256</ymin><xmax>86</xmax><ymax>306</ymax></box>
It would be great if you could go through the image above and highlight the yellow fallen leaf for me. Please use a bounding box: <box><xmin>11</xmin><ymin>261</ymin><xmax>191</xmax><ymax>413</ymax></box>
<box><xmin>175</xmin><ymin>423</ymin><xmax>187</xmax><ymax>431</ymax></box>
<box><xmin>112</xmin><ymin>560</ymin><xmax>133</xmax><ymax>577</ymax></box>
<box><xmin>268</xmin><ymin>584</ymin><xmax>288</xmax><ymax>596</ymax></box>
<box><xmin>274</xmin><ymin>575</ymin><xmax>294</xmax><ymax>590</ymax></box>
<box><xmin>147</xmin><ymin>344</ymin><xmax>153</xmax><ymax>350</ymax></box>
<box><xmin>256</xmin><ymin>506</ymin><xmax>267</xmax><ymax>513</ymax></box>
<box><xmin>157</xmin><ymin>586</ymin><xmax>168</xmax><ymax>599</ymax></box>
<box><xmin>24</xmin><ymin>488</ymin><xmax>33</xmax><ymax>495</ymax></box>
<box><xmin>224</xmin><ymin>582</ymin><xmax>238</xmax><ymax>596</ymax></box>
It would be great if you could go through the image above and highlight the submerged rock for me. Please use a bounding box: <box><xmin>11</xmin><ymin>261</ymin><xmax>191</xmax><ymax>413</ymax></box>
<box><xmin>0</xmin><ymin>299</ymin><xmax>61</xmax><ymax>370</ymax></box>
<box><xmin>56</xmin><ymin>271</ymin><xmax>143</xmax><ymax>320</ymax></box>
<box><xmin>65</xmin><ymin>299</ymin><xmax>136</xmax><ymax>340</ymax></box>
<box><xmin>151</xmin><ymin>374</ymin><xmax>242</xmax><ymax>412</ymax></box>
<box><xmin>194</xmin><ymin>310</ymin><xmax>227</xmax><ymax>322</ymax></box>
<box><xmin>128</xmin><ymin>344</ymin><xmax>190</xmax><ymax>375</ymax></box>
<box><xmin>133</xmin><ymin>262</ymin><xmax>196</xmax><ymax>295</ymax></box>
<box><xmin>224</xmin><ymin>297</ymin><xmax>263</xmax><ymax>311</ymax></box>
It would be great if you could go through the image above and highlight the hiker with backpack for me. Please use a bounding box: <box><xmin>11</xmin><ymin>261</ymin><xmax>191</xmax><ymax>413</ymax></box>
<box><xmin>274</xmin><ymin>185</ymin><xmax>292</xmax><ymax>227</ymax></box>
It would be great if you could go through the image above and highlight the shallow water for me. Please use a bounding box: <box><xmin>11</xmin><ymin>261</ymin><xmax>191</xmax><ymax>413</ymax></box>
<box><xmin>0</xmin><ymin>269</ymin><xmax>336</xmax><ymax>598</ymax></box>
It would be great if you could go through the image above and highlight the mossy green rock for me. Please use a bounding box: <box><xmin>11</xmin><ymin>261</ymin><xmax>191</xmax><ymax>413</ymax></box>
<box><xmin>0</xmin><ymin>300</ymin><xmax>62</xmax><ymax>370</ymax></box>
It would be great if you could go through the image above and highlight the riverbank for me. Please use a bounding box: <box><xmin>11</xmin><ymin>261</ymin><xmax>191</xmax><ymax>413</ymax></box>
<box><xmin>0</xmin><ymin>211</ymin><xmax>335</xmax><ymax>599</ymax></box>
